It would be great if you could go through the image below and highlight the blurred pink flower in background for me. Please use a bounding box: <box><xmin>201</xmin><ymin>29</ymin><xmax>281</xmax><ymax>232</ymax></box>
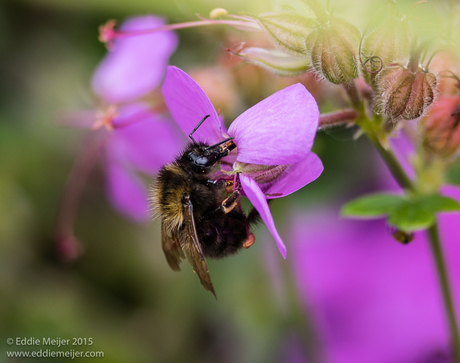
<box><xmin>289</xmin><ymin>184</ymin><xmax>460</xmax><ymax>363</ymax></box>
<box><xmin>57</xmin><ymin>15</ymin><xmax>183</xmax><ymax>259</ymax></box>
<box><xmin>65</xmin><ymin>15</ymin><xmax>183</xmax><ymax>222</ymax></box>
<box><xmin>101</xmin><ymin>103</ymin><xmax>183</xmax><ymax>221</ymax></box>
<box><xmin>92</xmin><ymin>15</ymin><xmax>178</xmax><ymax>104</ymax></box>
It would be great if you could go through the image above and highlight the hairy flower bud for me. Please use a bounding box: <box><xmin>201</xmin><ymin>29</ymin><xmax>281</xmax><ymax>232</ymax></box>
<box><xmin>306</xmin><ymin>17</ymin><xmax>360</xmax><ymax>84</ymax></box>
<box><xmin>256</xmin><ymin>12</ymin><xmax>317</xmax><ymax>55</ymax></box>
<box><xmin>421</xmin><ymin>95</ymin><xmax>460</xmax><ymax>157</ymax></box>
<box><xmin>362</xmin><ymin>17</ymin><xmax>412</xmax><ymax>84</ymax></box>
<box><xmin>375</xmin><ymin>65</ymin><xmax>438</xmax><ymax>122</ymax></box>
<box><xmin>230</xmin><ymin>47</ymin><xmax>310</xmax><ymax>76</ymax></box>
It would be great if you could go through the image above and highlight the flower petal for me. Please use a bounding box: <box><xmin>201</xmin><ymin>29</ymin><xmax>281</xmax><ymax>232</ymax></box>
<box><xmin>162</xmin><ymin>66</ymin><xmax>224</xmax><ymax>144</ymax></box>
<box><xmin>109</xmin><ymin>103</ymin><xmax>184</xmax><ymax>175</ymax></box>
<box><xmin>92</xmin><ymin>16</ymin><xmax>178</xmax><ymax>103</ymax></box>
<box><xmin>58</xmin><ymin>110</ymin><xmax>97</xmax><ymax>129</ymax></box>
<box><xmin>260</xmin><ymin>152</ymin><xmax>323</xmax><ymax>199</ymax></box>
<box><xmin>239</xmin><ymin>174</ymin><xmax>287</xmax><ymax>258</ymax></box>
<box><xmin>291</xmin><ymin>208</ymin><xmax>454</xmax><ymax>363</ymax></box>
<box><xmin>105</xmin><ymin>155</ymin><xmax>150</xmax><ymax>222</ymax></box>
<box><xmin>228</xmin><ymin>83</ymin><xmax>319</xmax><ymax>165</ymax></box>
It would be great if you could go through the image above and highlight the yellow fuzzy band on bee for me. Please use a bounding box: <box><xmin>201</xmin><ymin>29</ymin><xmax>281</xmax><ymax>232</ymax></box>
<box><xmin>150</xmin><ymin>164</ymin><xmax>187</xmax><ymax>231</ymax></box>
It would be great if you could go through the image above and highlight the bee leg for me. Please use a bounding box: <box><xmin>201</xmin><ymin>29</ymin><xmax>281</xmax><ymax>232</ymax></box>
<box><xmin>203</xmin><ymin>189</ymin><xmax>241</xmax><ymax>220</ymax></box>
<box><xmin>242</xmin><ymin>233</ymin><xmax>255</xmax><ymax>249</ymax></box>
<box><xmin>207</xmin><ymin>179</ymin><xmax>235</xmax><ymax>194</ymax></box>
<box><xmin>225</xmin><ymin>181</ymin><xmax>234</xmax><ymax>194</ymax></box>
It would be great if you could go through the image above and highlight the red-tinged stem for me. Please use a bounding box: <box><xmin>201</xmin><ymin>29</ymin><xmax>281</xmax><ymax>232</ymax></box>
<box><xmin>319</xmin><ymin>109</ymin><xmax>359</xmax><ymax>129</ymax></box>
<box><xmin>110</xmin><ymin>19</ymin><xmax>260</xmax><ymax>40</ymax></box>
<box><xmin>54</xmin><ymin>131</ymin><xmax>107</xmax><ymax>260</ymax></box>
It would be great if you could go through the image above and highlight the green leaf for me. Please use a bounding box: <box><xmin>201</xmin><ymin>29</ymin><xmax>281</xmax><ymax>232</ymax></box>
<box><xmin>341</xmin><ymin>193</ymin><xmax>404</xmax><ymax>218</ymax></box>
<box><xmin>388</xmin><ymin>202</ymin><xmax>435</xmax><ymax>232</ymax></box>
<box><xmin>417</xmin><ymin>194</ymin><xmax>460</xmax><ymax>213</ymax></box>
<box><xmin>387</xmin><ymin>194</ymin><xmax>460</xmax><ymax>232</ymax></box>
<box><xmin>342</xmin><ymin>192</ymin><xmax>460</xmax><ymax>232</ymax></box>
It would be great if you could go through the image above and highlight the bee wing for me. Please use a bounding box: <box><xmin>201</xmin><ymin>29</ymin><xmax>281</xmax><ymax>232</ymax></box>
<box><xmin>161</xmin><ymin>221</ymin><xmax>186</xmax><ymax>271</ymax></box>
<box><xmin>183</xmin><ymin>198</ymin><xmax>217</xmax><ymax>298</ymax></box>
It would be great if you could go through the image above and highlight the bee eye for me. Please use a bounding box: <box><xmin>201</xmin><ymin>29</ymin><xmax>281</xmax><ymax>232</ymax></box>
<box><xmin>187</xmin><ymin>151</ymin><xmax>218</xmax><ymax>171</ymax></box>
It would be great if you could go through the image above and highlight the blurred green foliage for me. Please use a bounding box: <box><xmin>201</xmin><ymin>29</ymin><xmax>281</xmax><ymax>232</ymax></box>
<box><xmin>0</xmin><ymin>0</ymin><xmax>409</xmax><ymax>362</ymax></box>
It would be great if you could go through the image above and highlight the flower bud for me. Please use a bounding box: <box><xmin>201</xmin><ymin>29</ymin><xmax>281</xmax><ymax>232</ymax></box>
<box><xmin>389</xmin><ymin>227</ymin><xmax>414</xmax><ymax>244</ymax></box>
<box><xmin>209</xmin><ymin>8</ymin><xmax>228</xmax><ymax>19</ymax></box>
<box><xmin>421</xmin><ymin>95</ymin><xmax>460</xmax><ymax>157</ymax></box>
<box><xmin>230</xmin><ymin>47</ymin><xmax>310</xmax><ymax>76</ymax></box>
<box><xmin>375</xmin><ymin>65</ymin><xmax>438</xmax><ymax>122</ymax></box>
<box><xmin>306</xmin><ymin>17</ymin><xmax>360</xmax><ymax>84</ymax></box>
<box><xmin>256</xmin><ymin>12</ymin><xmax>318</xmax><ymax>55</ymax></box>
<box><xmin>362</xmin><ymin>16</ymin><xmax>412</xmax><ymax>84</ymax></box>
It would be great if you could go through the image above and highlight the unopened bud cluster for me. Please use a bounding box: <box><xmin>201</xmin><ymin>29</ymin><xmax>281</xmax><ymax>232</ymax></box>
<box><xmin>375</xmin><ymin>65</ymin><xmax>438</xmax><ymax>123</ymax></box>
<box><xmin>243</xmin><ymin>1</ymin><xmax>441</xmax><ymax>126</ymax></box>
<box><xmin>306</xmin><ymin>17</ymin><xmax>360</xmax><ymax>84</ymax></box>
<box><xmin>361</xmin><ymin>16</ymin><xmax>412</xmax><ymax>86</ymax></box>
<box><xmin>256</xmin><ymin>12</ymin><xmax>317</xmax><ymax>55</ymax></box>
<box><xmin>248</xmin><ymin>5</ymin><xmax>360</xmax><ymax>83</ymax></box>
<box><xmin>421</xmin><ymin>96</ymin><xmax>460</xmax><ymax>157</ymax></box>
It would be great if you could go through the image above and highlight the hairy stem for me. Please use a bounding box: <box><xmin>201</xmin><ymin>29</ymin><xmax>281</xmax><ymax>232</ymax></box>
<box><xmin>302</xmin><ymin>0</ymin><xmax>328</xmax><ymax>23</ymax></box>
<box><xmin>343</xmin><ymin>81</ymin><xmax>362</xmax><ymax>110</ymax></box>
<box><xmin>318</xmin><ymin>109</ymin><xmax>359</xmax><ymax>129</ymax></box>
<box><xmin>358</xmin><ymin>110</ymin><xmax>460</xmax><ymax>362</ymax></box>
<box><xmin>366</xmin><ymin>132</ymin><xmax>415</xmax><ymax>191</ymax></box>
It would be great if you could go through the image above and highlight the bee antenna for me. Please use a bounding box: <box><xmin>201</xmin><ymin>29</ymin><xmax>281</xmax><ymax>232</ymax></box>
<box><xmin>189</xmin><ymin>115</ymin><xmax>211</xmax><ymax>144</ymax></box>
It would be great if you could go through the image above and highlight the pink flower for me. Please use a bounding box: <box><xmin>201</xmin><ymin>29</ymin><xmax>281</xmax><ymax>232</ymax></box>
<box><xmin>92</xmin><ymin>15</ymin><xmax>178</xmax><ymax>104</ymax></box>
<box><xmin>162</xmin><ymin>66</ymin><xmax>323</xmax><ymax>257</ymax></box>
<box><xmin>90</xmin><ymin>16</ymin><xmax>181</xmax><ymax>221</ymax></box>
<box><xmin>61</xmin><ymin>16</ymin><xmax>182</xmax><ymax>224</ymax></box>
<box><xmin>287</xmin><ymin>128</ymin><xmax>460</xmax><ymax>363</ymax></box>
<box><xmin>102</xmin><ymin>103</ymin><xmax>183</xmax><ymax>221</ymax></box>
<box><xmin>290</xmin><ymin>194</ymin><xmax>460</xmax><ymax>362</ymax></box>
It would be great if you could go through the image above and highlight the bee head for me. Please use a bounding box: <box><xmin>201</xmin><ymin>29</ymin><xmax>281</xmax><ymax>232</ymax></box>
<box><xmin>186</xmin><ymin>139</ymin><xmax>236</xmax><ymax>173</ymax></box>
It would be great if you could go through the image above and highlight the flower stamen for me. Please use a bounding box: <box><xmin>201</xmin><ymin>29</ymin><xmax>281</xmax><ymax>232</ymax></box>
<box><xmin>92</xmin><ymin>105</ymin><xmax>118</xmax><ymax>131</ymax></box>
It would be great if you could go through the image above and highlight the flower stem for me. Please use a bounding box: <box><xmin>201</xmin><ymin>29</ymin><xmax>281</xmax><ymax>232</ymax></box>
<box><xmin>358</xmin><ymin>111</ymin><xmax>460</xmax><ymax>362</ymax></box>
<box><xmin>281</xmin><ymin>259</ymin><xmax>324</xmax><ymax>363</ymax></box>
<box><xmin>343</xmin><ymin>81</ymin><xmax>362</xmax><ymax>110</ymax></box>
<box><xmin>54</xmin><ymin>131</ymin><xmax>107</xmax><ymax>260</ymax></box>
<box><xmin>428</xmin><ymin>222</ymin><xmax>460</xmax><ymax>362</ymax></box>
<box><xmin>318</xmin><ymin>109</ymin><xmax>359</xmax><ymax>129</ymax></box>
<box><xmin>365</xmin><ymin>132</ymin><xmax>415</xmax><ymax>191</ymax></box>
<box><xmin>301</xmin><ymin>0</ymin><xmax>328</xmax><ymax>23</ymax></box>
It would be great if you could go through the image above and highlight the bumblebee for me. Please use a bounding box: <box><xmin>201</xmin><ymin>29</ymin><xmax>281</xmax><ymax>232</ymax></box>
<box><xmin>151</xmin><ymin>116</ymin><xmax>259</xmax><ymax>297</ymax></box>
